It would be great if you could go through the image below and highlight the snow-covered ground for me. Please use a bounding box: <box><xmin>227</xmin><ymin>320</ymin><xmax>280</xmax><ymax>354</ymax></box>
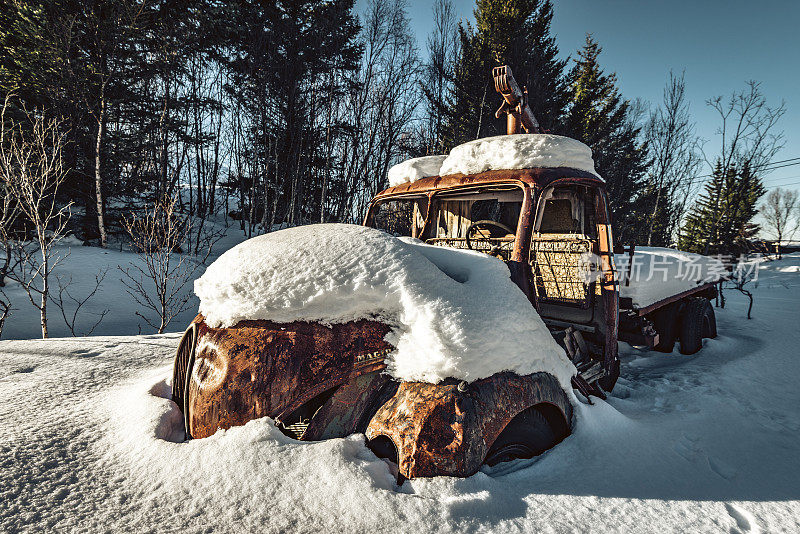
<box><xmin>1</xmin><ymin>254</ymin><xmax>799</xmax><ymax>532</ymax></box>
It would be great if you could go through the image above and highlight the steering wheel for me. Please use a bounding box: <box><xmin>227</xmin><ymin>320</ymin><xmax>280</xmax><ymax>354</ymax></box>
<box><xmin>465</xmin><ymin>220</ymin><xmax>514</xmax><ymax>250</ymax></box>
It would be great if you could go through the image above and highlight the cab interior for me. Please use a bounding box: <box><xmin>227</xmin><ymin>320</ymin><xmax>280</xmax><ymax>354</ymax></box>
<box><xmin>367</xmin><ymin>183</ymin><xmax>603</xmax><ymax>324</ymax></box>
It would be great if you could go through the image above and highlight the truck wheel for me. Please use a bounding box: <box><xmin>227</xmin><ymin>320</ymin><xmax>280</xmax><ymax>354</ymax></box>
<box><xmin>679</xmin><ymin>298</ymin><xmax>714</xmax><ymax>355</ymax></box>
<box><xmin>483</xmin><ymin>407</ymin><xmax>560</xmax><ymax>466</ymax></box>
<box><xmin>652</xmin><ymin>304</ymin><xmax>678</xmax><ymax>353</ymax></box>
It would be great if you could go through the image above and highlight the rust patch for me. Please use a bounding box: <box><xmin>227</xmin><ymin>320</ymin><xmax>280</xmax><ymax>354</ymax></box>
<box><xmin>181</xmin><ymin>316</ymin><xmax>393</xmax><ymax>439</ymax></box>
<box><xmin>365</xmin><ymin>372</ymin><xmax>571</xmax><ymax>479</ymax></box>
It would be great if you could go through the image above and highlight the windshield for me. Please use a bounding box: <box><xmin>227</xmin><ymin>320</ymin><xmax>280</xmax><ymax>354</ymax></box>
<box><xmin>428</xmin><ymin>188</ymin><xmax>523</xmax><ymax>260</ymax></box>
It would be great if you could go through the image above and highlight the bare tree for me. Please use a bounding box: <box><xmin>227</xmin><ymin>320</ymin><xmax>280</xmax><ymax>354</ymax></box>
<box><xmin>0</xmin><ymin>96</ymin><xmax>21</xmax><ymax>289</ymax></box>
<box><xmin>0</xmin><ymin>108</ymin><xmax>71</xmax><ymax>338</ymax></box>
<box><xmin>422</xmin><ymin>0</ymin><xmax>459</xmax><ymax>155</ymax></box>
<box><xmin>335</xmin><ymin>0</ymin><xmax>422</xmax><ymax>223</ymax></box>
<box><xmin>729</xmin><ymin>256</ymin><xmax>762</xmax><ymax>320</ymax></box>
<box><xmin>644</xmin><ymin>72</ymin><xmax>702</xmax><ymax>245</ymax></box>
<box><xmin>760</xmin><ymin>188</ymin><xmax>799</xmax><ymax>259</ymax></box>
<box><xmin>83</xmin><ymin>1</ymin><xmax>146</xmax><ymax>248</ymax></box>
<box><xmin>704</xmin><ymin>81</ymin><xmax>785</xmax><ymax>174</ymax></box>
<box><xmin>119</xmin><ymin>195</ymin><xmax>198</xmax><ymax>334</ymax></box>
<box><xmin>51</xmin><ymin>269</ymin><xmax>109</xmax><ymax>336</ymax></box>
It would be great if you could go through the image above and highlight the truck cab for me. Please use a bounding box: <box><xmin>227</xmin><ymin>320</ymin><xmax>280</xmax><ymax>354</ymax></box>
<box><xmin>365</xmin><ymin>166</ymin><xmax>620</xmax><ymax>394</ymax></box>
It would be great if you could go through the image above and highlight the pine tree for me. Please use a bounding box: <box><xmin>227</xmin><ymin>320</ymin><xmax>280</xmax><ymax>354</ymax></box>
<box><xmin>679</xmin><ymin>161</ymin><xmax>765</xmax><ymax>255</ymax></box>
<box><xmin>442</xmin><ymin>0</ymin><xmax>569</xmax><ymax>149</ymax></box>
<box><xmin>679</xmin><ymin>161</ymin><xmax>725</xmax><ymax>253</ymax></box>
<box><xmin>562</xmin><ymin>35</ymin><xmax>649</xmax><ymax>244</ymax></box>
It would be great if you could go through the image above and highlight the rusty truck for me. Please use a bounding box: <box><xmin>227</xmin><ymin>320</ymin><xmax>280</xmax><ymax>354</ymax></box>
<box><xmin>171</xmin><ymin>65</ymin><xmax>721</xmax><ymax>480</ymax></box>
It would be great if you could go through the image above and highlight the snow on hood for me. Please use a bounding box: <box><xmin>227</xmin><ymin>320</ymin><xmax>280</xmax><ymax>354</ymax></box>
<box><xmin>618</xmin><ymin>247</ymin><xmax>726</xmax><ymax>309</ymax></box>
<box><xmin>195</xmin><ymin>223</ymin><xmax>573</xmax><ymax>386</ymax></box>
<box><xmin>387</xmin><ymin>155</ymin><xmax>447</xmax><ymax>187</ymax></box>
<box><xmin>439</xmin><ymin>134</ymin><xmax>601</xmax><ymax>179</ymax></box>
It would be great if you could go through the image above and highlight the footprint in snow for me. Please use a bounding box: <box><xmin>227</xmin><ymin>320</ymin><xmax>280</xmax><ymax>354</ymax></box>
<box><xmin>708</xmin><ymin>456</ymin><xmax>738</xmax><ymax>480</ymax></box>
<box><xmin>673</xmin><ymin>434</ymin><xmax>701</xmax><ymax>462</ymax></box>
<box><xmin>725</xmin><ymin>503</ymin><xmax>760</xmax><ymax>534</ymax></box>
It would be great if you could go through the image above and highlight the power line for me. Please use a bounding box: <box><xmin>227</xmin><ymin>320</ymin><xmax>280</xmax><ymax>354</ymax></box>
<box><xmin>764</xmin><ymin>173</ymin><xmax>800</xmax><ymax>184</ymax></box>
<box><xmin>680</xmin><ymin>158</ymin><xmax>800</xmax><ymax>188</ymax></box>
<box><xmin>765</xmin><ymin>180</ymin><xmax>800</xmax><ymax>190</ymax></box>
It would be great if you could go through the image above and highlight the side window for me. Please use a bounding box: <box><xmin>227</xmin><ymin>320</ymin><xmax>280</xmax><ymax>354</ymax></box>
<box><xmin>536</xmin><ymin>187</ymin><xmax>597</xmax><ymax>238</ymax></box>
<box><xmin>371</xmin><ymin>199</ymin><xmax>424</xmax><ymax>237</ymax></box>
<box><xmin>539</xmin><ymin>199</ymin><xmax>577</xmax><ymax>234</ymax></box>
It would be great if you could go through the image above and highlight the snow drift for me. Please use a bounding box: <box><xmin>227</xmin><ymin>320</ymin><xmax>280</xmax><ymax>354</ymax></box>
<box><xmin>3</xmin><ymin>256</ymin><xmax>800</xmax><ymax>532</ymax></box>
<box><xmin>439</xmin><ymin>134</ymin><xmax>600</xmax><ymax>179</ymax></box>
<box><xmin>194</xmin><ymin>223</ymin><xmax>573</xmax><ymax>386</ymax></box>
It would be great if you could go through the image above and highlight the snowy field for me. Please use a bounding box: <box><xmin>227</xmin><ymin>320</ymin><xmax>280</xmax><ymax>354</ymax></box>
<box><xmin>1</xmin><ymin>255</ymin><xmax>799</xmax><ymax>532</ymax></box>
<box><xmin>0</xmin><ymin>217</ymin><xmax>247</xmax><ymax>340</ymax></box>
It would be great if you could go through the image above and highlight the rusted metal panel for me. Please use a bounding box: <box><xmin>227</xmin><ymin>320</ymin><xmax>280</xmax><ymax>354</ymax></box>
<box><xmin>181</xmin><ymin>317</ymin><xmax>393</xmax><ymax>439</ymax></box>
<box><xmin>366</xmin><ymin>168</ymin><xmax>603</xmax><ymax>206</ymax></box>
<box><xmin>365</xmin><ymin>372</ymin><xmax>571</xmax><ymax>479</ymax></box>
<box><xmin>301</xmin><ymin>370</ymin><xmax>392</xmax><ymax>441</ymax></box>
<box><xmin>632</xmin><ymin>282</ymin><xmax>720</xmax><ymax>317</ymax></box>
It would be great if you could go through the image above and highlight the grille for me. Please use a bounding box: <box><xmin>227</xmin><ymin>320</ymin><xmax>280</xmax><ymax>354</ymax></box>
<box><xmin>172</xmin><ymin>324</ymin><xmax>197</xmax><ymax>412</ymax></box>
<box><xmin>531</xmin><ymin>238</ymin><xmax>593</xmax><ymax>309</ymax></box>
<box><xmin>280</xmin><ymin>421</ymin><xmax>310</xmax><ymax>440</ymax></box>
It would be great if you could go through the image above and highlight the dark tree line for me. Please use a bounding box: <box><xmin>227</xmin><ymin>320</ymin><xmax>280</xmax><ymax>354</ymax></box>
<box><xmin>1</xmin><ymin>0</ymin><xmax>785</xmax><ymax>251</ymax></box>
<box><xmin>1</xmin><ymin>0</ymin><xmax>422</xmax><ymax>243</ymax></box>
<box><xmin>420</xmin><ymin>0</ymin><xmax>649</xmax><ymax>243</ymax></box>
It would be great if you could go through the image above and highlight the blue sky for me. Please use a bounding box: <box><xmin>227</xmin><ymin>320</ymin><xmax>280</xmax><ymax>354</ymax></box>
<box><xmin>361</xmin><ymin>0</ymin><xmax>800</xmax><ymax>191</ymax></box>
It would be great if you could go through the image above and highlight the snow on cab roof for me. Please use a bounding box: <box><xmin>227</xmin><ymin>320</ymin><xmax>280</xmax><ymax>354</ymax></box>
<box><xmin>195</xmin><ymin>223</ymin><xmax>574</xmax><ymax>387</ymax></box>
<box><xmin>386</xmin><ymin>133</ymin><xmax>601</xmax><ymax>186</ymax></box>
<box><xmin>387</xmin><ymin>155</ymin><xmax>447</xmax><ymax>187</ymax></box>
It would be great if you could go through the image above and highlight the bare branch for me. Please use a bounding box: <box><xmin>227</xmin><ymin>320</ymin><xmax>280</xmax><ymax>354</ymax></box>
<box><xmin>118</xmin><ymin>195</ymin><xmax>199</xmax><ymax>334</ymax></box>
<box><xmin>0</xmin><ymin>101</ymin><xmax>71</xmax><ymax>338</ymax></box>
<box><xmin>50</xmin><ymin>269</ymin><xmax>109</xmax><ymax>336</ymax></box>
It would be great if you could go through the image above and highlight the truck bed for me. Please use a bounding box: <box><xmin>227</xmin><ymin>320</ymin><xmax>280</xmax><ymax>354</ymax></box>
<box><xmin>616</xmin><ymin>246</ymin><xmax>727</xmax><ymax>313</ymax></box>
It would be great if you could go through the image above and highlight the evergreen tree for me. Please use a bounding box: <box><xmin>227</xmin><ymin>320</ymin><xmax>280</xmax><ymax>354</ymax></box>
<box><xmin>561</xmin><ymin>36</ymin><xmax>649</xmax><ymax>243</ymax></box>
<box><xmin>679</xmin><ymin>161</ymin><xmax>765</xmax><ymax>255</ymax></box>
<box><xmin>442</xmin><ymin>0</ymin><xmax>568</xmax><ymax>149</ymax></box>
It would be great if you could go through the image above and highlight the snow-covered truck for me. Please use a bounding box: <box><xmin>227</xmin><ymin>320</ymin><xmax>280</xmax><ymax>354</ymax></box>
<box><xmin>171</xmin><ymin>66</ymin><xmax>723</xmax><ymax>479</ymax></box>
<box><xmin>365</xmin><ymin>66</ymin><xmax>722</xmax><ymax>398</ymax></box>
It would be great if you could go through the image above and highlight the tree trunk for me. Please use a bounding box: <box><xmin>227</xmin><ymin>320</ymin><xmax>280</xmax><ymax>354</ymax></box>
<box><xmin>646</xmin><ymin>187</ymin><xmax>661</xmax><ymax>247</ymax></box>
<box><xmin>95</xmin><ymin>93</ymin><xmax>108</xmax><ymax>248</ymax></box>
<box><xmin>40</xmin><ymin>254</ymin><xmax>48</xmax><ymax>338</ymax></box>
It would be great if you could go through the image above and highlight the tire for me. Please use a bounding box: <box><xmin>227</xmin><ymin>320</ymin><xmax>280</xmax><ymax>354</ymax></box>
<box><xmin>703</xmin><ymin>303</ymin><xmax>717</xmax><ymax>339</ymax></box>
<box><xmin>652</xmin><ymin>304</ymin><xmax>678</xmax><ymax>353</ymax></box>
<box><xmin>679</xmin><ymin>298</ymin><xmax>713</xmax><ymax>355</ymax></box>
<box><xmin>483</xmin><ymin>407</ymin><xmax>558</xmax><ymax>466</ymax></box>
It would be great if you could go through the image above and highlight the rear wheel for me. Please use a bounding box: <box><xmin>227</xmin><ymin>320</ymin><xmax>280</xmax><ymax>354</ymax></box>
<box><xmin>483</xmin><ymin>407</ymin><xmax>563</xmax><ymax>466</ymax></box>
<box><xmin>652</xmin><ymin>304</ymin><xmax>678</xmax><ymax>353</ymax></box>
<box><xmin>679</xmin><ymin>298</ymin><xmax>715</xmax><ymax>355</ymax></box>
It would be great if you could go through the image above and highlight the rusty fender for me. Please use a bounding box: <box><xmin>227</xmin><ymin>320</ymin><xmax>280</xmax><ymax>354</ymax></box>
<box><xmin>365</xmin><ymin>371</ymin><xmax>572</xmax><ymax>479</ymax></box>
<box><xmin>180</xmin><ymin>316</ymin><xmax>394</xmax><ymax>439</ymax></box>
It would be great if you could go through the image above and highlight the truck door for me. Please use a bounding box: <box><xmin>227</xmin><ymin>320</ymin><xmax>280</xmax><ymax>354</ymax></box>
<box><xmin>530</xmin><ymin>185</ymin><xmax>598</xmax><ymax>325</ymax></box>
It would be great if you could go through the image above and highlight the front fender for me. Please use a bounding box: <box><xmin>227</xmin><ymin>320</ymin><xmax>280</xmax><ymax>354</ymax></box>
<box><xmin>365</xmin><ymin>372</ymin><xmax>571</xmax><ymax>479</ymax></box>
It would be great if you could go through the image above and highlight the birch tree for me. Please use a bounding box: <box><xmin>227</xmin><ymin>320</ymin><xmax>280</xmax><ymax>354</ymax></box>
<box><xmin>0</xmin><ymin>108</ymin><xmax>71</xmax><ymax>338</ymax></box>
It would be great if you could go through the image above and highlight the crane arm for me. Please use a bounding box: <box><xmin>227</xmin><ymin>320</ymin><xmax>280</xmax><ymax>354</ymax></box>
<box><xmin>493</xmin><ymin>65</ymin><xmax>542</xmax><ymax>135</ymax></box>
